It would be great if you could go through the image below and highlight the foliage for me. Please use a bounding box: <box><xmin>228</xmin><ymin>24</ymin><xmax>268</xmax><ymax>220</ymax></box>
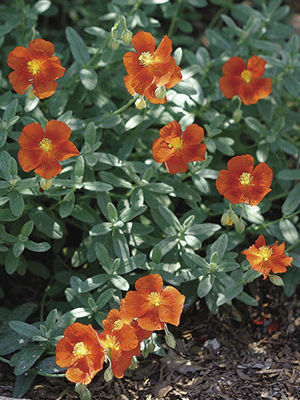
<box><xmin>0</xmin><ymin>0</ymin><xmax>299</xmax><ymax>397</ymax></box>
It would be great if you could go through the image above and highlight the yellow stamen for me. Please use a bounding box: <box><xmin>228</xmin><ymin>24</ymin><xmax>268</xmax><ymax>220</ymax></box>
<box><xmin>148</xmin><ymin>291</ymin><xmax>162</xmax><ymax>307</ymax></box>
<box><xmin>73</xmin><ymin>342</ymin><xmax>89</xmax><ymax>358</ymax></box>
<box><xmin>239</xmin><ymin>172</ymin><xmax>252</xmax><ymax>186</ymax></box>
<box><xmin>100</xmin><ymin>335</ymin><xmax>120</xmax><ymax>351</ymax></box>
<box><xmin>241</xmin><ymin>70</ymin><xmax>252</xmax><ymax>83</ymax></box>
<box><xmin>168</xmin><ymin>137</ymin><xmax>183</xmax><ymax>150</ymax></box>
<box><xmin>39</xmin><ymin>138</ymin><xmax>52</xmax><ymax>152</ymax></box>
<box><xmin>113</xmin><ymin>319</ymin><xmax>124</xmax><ymax>331</ymax></box>
<box><xmin>259</xmin><ymin>245</ymin><xmax>273</xmax><ymax>261</ymax></box>
<box><xmin>139</xmin><ymin>51</ymin><xmax>153</xmax><ymax>67</ymax></box>
<box><xmin>27</xmin><ymin>59</ymin><xmax>42</xmax><ymax>75</ymax></box>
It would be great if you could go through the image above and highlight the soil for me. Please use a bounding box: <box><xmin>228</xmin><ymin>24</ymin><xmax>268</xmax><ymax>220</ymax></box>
<box><xmin>0</xmin><ymin>283</ymin><xmax>299</xmax><ymax>400</ymax></box>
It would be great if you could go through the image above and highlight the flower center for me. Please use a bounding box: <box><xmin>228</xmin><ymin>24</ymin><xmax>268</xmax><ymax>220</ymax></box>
<box><xmin>258</xmin><ymin>245</ymin><xmax>273</xmax><ymax>261</ymax></box>
<box><xmin>113</xmin><ymin>319</ymin><xmax>124</xmax><ymax>331</ymax></box>
<box><xmin>139</xmin><ymin>51</ymin><xmax>153</xmax><ymax>67</ymax></box>
<box><xmin>241</xmin><ymin>70</ymin><xmax>252</xmax><ymax>83</ymax></box>
<box><xmin>73</xmin><ymin>342</ymin><xmax>89</xmax><ymax>358</ymax></box>
<box><xmin>239</xmin><ymin>172</ymin><xmax>252</xmax><ymax>186</ymax></box>
<box><xmin>39</xmin><ymin>138</ymin><xmax>52</xmax><ymax>152</ymax></box>
<box><xmin>148</xmin><ymin>291</ymin><xmax>162</xmax><ymax>307</ymax></box>
<box><xmin>100</xmin><ymin>335</ymin><xmax>120</xmax><ymax>351</ymax></box>
<box><xmin>27</xmin><ymin>59</ymin><xmax>42</xmax><ymax>75</ymax></box>
<box><xmin>168</xmin><ymin>137</ymin><xmax>183</xmax><ymax>150</ymax></box>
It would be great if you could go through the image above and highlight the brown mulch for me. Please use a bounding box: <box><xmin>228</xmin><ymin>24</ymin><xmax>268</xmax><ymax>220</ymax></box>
<box><xmin>0</xmin><ymin>284</ymin><xmax>299</xmax><ymax>400</ymax></box>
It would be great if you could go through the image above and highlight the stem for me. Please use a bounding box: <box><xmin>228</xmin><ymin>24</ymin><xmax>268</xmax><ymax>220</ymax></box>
<box><xmin>254</xmin><ymin>209</ymin><xmax>300</xmax><ymax>230</ymax></box>
<box><xmin>129</xmin><ymin>0</ymin><xmax>143</xmax><ymax>17</ymax></box>
<box><xmin>40</xmin><ymin>277</ymin><xmax>55</xmax><ymax>322</ymax></box>
<box><xmin>287</xmin><ymin>239</ymin><xmax>300</xmax><ymax>252</ymax></box>
<box><xmin>0</xmin><ymin>356</ymin><xmax>10</xmax><ymax>365</ymax></box>
<box><xmin>36</xmin><ymin>371</ymin><xmax>65</xmax><ymax>378</ymax></box>
<box><xmin>97</xmin><ymin>95</ymin><xmax>140</xmax><ymax>125</ymax></box>
<box><xmin>168</xmin><ymin>0</ymin><xmax>183</xmax><ymax>37</ymax></box>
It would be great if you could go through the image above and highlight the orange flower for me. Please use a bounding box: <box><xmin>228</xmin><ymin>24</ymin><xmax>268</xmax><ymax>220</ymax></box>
<box><xmin>123</xmin><ymin>31</ymin><xmax>182</xmax><ymax>104</ymax></box>
<box><xmin>7</xmin><ymin>38</ymin><xmax>65</xmax><ymax>99</ymax></box>
<box><xmin>152</xmin><ymin>121</ymin><xmax>206</xmax><ymax>174</ymax></box>
<box><xmin>219</xmin><ymin>55</ymin><xmax>272</xmax><ymax>105</ymax></box>
<box><xmin>216</xmin><ymin>154</ymin><xmax>272</xmax><ymax>206</ymax></box>
<box><xmin>56</xmin><ymin>323</ymin><xmax>104</xmax><ymax>385</ymax></box>
<box><xmin>242</xmin><ymin>234</ymin><xmax>293</xmax><ymax>279</ymax></box>
<box><xmin>18</xmin><ymin>120</ymin><xmax>80</xmax><ymax>180</ymax></box>
<box><xmin>99</xmin><ymin>312</ymin><xmax>139</xmax><ymax>379</ymax></box>
<box><xmin>121</xmin><ymin>274</ymin><xmax>185</xmax><ymax>331</ymax></box>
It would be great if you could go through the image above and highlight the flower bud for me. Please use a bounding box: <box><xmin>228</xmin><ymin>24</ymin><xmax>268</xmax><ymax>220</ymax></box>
<box><xmin>122</xmin><ymin>29</ymin><xmax>133</xmax><ymax>45</ymax></box>
<box><xmin>155</xmin><ymin>86</ymin><xmax>166</xmax><ymax>100</ymax></box>
<box><xmin>221</xmin><ymin>212</ymin><xmax>234</xmax><ymax>226</ymax></box>
<box><xmin>104</xmin><ymin>366</ymin><xmax>114</xmax><ymax>382</ymax></box>
<box><xmin>135</xmin><ymin>97</ymin><xmax>146</xmax><ymax>110</ymax></box>
<box><xmin>235</xmin><ymin>219</ymin><xmax>246</xmax><ymax>234</ymax></box>
<box><xmin>26</xmin><ymin>86</ymin><xmax>37</xmax><ymax>100</ymax></box>
<box><xmin>108</xmin><ymin>38</ymin><xmax>119</xmax><ymax>50</ymax></box>
<box><xmin>39</xmin><ymin>178</ymin><xmax>52</xmax><ymax>192</ymax></box>
<box><xmin>233</xmin><ymin>109</ymin><xmax>243</xmax><ymax>123</ymax></box>
<box><xmin>165</xmin><ymin>332</ymin><xmax>176</xmax><ymax>349</ymax></box>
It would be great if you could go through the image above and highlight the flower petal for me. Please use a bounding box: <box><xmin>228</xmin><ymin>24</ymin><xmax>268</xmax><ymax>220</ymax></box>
<box><xmin>29</xmin><ymin>38</ymin><xmax>54</xmax><ymax>57</ymax></box>
<box><xmin>43</xmin><ymin>57</ymin><xmax>65</xmax><ymax>80</ymax></box>
<box><xmin>124</xmin><ymin>74</ymin><xmax>135</xmax><ymax>96</ymax></box>
<box><xmin>165</xmin><ymin>153</ymin><xmax>188</xmax><ymax>174</ymax></box>
<box><xmin>222</xmin><ymin>57</ymin><xmax>246</xmax><ymax>76</ymax></box>
<box><xmin>18</xmin><ymin>148</ymin><xmax>43</xmax><ymax>172</ymax></box>
<box><xmin>55</xmin><ymin>337</ymin><xmax>76</xmax><ymax>368</ymax></box>
<box><xmin>255</xmin><ymin>234</ymin><xmax>266</xmax><ymax>248</ymax></box>
<box><xmin>183</xmin><ymin>124</ymin><xmax>204</xmax><ymax>145</ymax></box>
<box><xmin>159</xmin><ymin>286</ymin><xmax>185</xmax><ymax>326</ymax></box>
<box><xmin>8</xmin><ymin>71</ymin><xmax>31</xmax><ymax>95</ymax></box>
<box><xmin>34</xmin><ymin>152</ymin><xmax>62</xmax><ymax>179</ymax></box>
<box><xmin>227</xmin><ymin>154</ymin><xmax>254</xmax><ymax>174</ymax></box>
<box><xmin>183</xmin><ymin>143</ymin><xmax>206</xmax><ymax>163</ymax></box>
<box><xmin>219</xmin><ymin>75</ymin><xmax>242</xmax><ymax>99</ymax></box>
<box><xmin>165</xmin><ymin>62</ymin><xmax>182</xmax><ymax>89</ymax></box>
<box><xmin>251</xmin><ymin>78</ymin><xmax>272</xmax><ymax>100</ymax></box>
<box><xmin>122</xmin><ymin>291</ymin><xmax>151</xmax><ymax>319</ymax></box>
<box><xmin>131</xmin><ymin>68</ymin><xmax>153</xmax><ymax>94</ymax></box>
<box><xmin>152</xmin><ymin>137</ymin><xmax>175</xmax><ymax>163</ymax></box>
<box><xmin>45</xmin><ymin>120</ymin><xmax>72</xmax><ymax>143</ymax></box>
<box><xmin>32</xmin><ymin>76</ymin><xmax>57</xmax><ymax>99</ymax></box>
<box><xmin>19</xmin><ymin>123</ymin><xmax>45</xmax><ymax>149</ymax></box>
<box><xmin>123</xmin><ymin>52</ymin><xmax>142</xmax><ymax>75</ymax></box>
<box><xmin>154</xmin><ymin>35</ymin><xmax>172</xmax><ymax>63</ymax></box>
<box><xmin>252</xmin><ymin>162</ymin><xmax>273</xmax><ymax>188</ymax></box>
<box><xmin>7</xmin><ymin>46</ymin><xmax>31</xmax><ymax>70</ymax></box>
<box><xmin>247</xmin><ymin>55</ymin><xmax>266</xmax><ymax>78</ymax></box>
<box><xmin>238</xmin><ymin>83</ymin><xmax>259</xmax><ymax>105</ymax></box>
<box><xmin>115</xmin><ymin>325</ymin><xmax>138</xmax><ymax>351</ymax></box>
<box><xmin>159</xmin><ymin>121</ymin><xmax>182</xmax><ymax>140</ymax></box>
<box><xmin>135</xmin><ymin>273</ymin><xmax>163</xmax><ymax>294</ymax></box>
<box><xmin>132</xmin><ymin>31</ymin><xmax>156</xmax><ymax>54</ymax></box>
<box><xmin>111</xmin><ymin>350</ymin><xmax>133</xmax><ymax>379</ymax></box>
<box><xmin>137</xmin><ymin>307</ymin><xmax>164</xmax><ymax>331</ymax></box>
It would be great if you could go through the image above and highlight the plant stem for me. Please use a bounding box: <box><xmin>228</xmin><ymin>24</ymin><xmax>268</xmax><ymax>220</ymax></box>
<box><xmin>287</xmin><ymin>239</ymin><xmax>300</xmax><ymax>252</ymax></box>
<box><xmin>0</xmin><ymin>356</ymin><xmax>10</xmax><ymax>365</ymax></box>
<box><xmin>36</xmin><ymin>371</ymin><xmax>65</xmax><ymax>378</ymax></box>
<box><xmin>129</xmin><ymin>0</ymin><xmax>143</xmax><ymax>17</ymax></box>
<box><xmin>168</xmin><ymin>0</ymin><xmax>183</xmax><ymax>37</ymax></box>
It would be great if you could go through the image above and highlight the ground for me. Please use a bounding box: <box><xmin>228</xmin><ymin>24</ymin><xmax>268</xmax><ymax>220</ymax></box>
<box><xmin>0</xmin><ymin>282</ymin><xmax>299</xmax><ymax>400</ymax></box>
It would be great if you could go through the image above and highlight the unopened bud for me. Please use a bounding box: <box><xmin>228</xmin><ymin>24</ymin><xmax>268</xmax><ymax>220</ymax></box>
<box><xmin>233</xmin><ymin>109</ymin><xmax>243</xmax><ymax>123</ymax></box>
<box><xmin>122</xmin><ymin>29</ymin><xmax>133</xmax><ymax>45</ymax></box>
<box><xmin>104</xmin><ymin>366</ymin><xmax>114</xmax><ymax>382</ymax></box>
<box><xmin>39</xmin><ymin>178</ymin><xmax>52</xmax><ymax>192</ymax></box>
<box><xmin>135</xmin><ymin>97</ymin><xmax>146</xmax><ymax>110</ymax></box>
<box><xmin>221</xmin><ymin>212</ymin><xmax>234</xmax><ymax>226</ymax></box>
<box><xmin>129</xmin><ymin>356</ymin><xmax>137</xmax><ymax>370</ymax></box>
<box><xmin>26</xmin><ymin>86</ymin><xmax>37</xmax><ymax>100</ymax></box>
<box><xmin>165</xmin><ymin>332</ymin><xmax>176</xmax><ymax>349</ymax></box>
<box><xmin>235</xmin><ymin>219</ymin><xmax>246</xmax><ymax>234</ymax></box>
<box><xmin>81</xmin><ymin>391</ymin><xmax>91</xmax><ymax>400</ymax></box>
<box><xmin>108</xmin><ymin>38</ymin><xmax>119</xmax><ymax>50</ymax></box>
<box><xmin>269</xmin><ymin>274</ymin><xmax>284</xmax><ymax>286</ymax></box>
<box><xmin>155</xmin><ymin>86</ymin><xmax>166</xmax><ymax>100</ymax></box>
<box><xmin>110</xmin><ymin>27</ymin><xmax>118</xmax><ymax>39</ymax></box>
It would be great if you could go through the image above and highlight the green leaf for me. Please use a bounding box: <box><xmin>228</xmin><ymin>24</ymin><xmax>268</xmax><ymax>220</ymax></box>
<box><xmin>5</xmin><ymin>248</ymin><xmax>19</xmax><ymax>274</ymax></box>
<box><xmin>80</xmin><ymin>68</ymin><xmax>98</xmax><ymax>91</ymax></box>
<box><xmin>21</xmin><ymin>221</ymin><xmax>34</xmax><ymax>237</ymax></box>
<box><xmin>13</xmin><ymin>241</ymin><xmax>25</xmax><ymax>257</ymax></box>
<box><xmin>120</xmin><ymin>205</ymin><xmax>147</xmax><ymax>223</ymax></box>
<box><xmin>33</xmin><ymin>0</ymin><xmax>51</xmax><ymax>13</ymax></box>
<box><xmin>158</xmin><ymin>205</ymin><xmax>181</xmax><ymax>231</ymax></box>
<box><xmin>9</xmin><ymin>190</ymin><xmax>24</xmax><ymax>217</ymax></box>
<box><xmin>95</xmin><ymin>242</ymin><xmax>111</xmax><ymax>267</ymax></box>
<box><xmin>112</xmin><ymin>230</ymin><xmax>130</xmax><ymax>259</ymax></box>
<box><xmin>279</xmin><ymin>219</ymin><xmax>299</xmax><ymax>244</ymax></box>
<box><xmin>208</xmin><ymin>234</ymin><xmax>228</xmax><ymax>261</ymax></box>
<box><xmin>197</xmin><ymin>274</ymin><xmax>213</xmax><ymax>298</ymax></box>
<box><xmin>10</xmin><ymin>344</ymin><xmax>45</xmax><ymax>375</ymax></box>
<box><xmin>9</xmin><ymin>321</ymin><xmax>41</xmax><ymax>339</ymax></box>
<box><xmin>66</xmin><ymin>27</ymin><xmax>90</xmax><ymax>65</ymax></box>
<box><xmin>59</xmin><ymin>190</ymin><xmax>75</xmax><ymax>218</ymax></box>
<box><xmin>278</xmin><ymin>169</ymin><xmax>300</xmax><ymax>180</ymax></box>
<box><xmin>13</xmin><ymin>371</ymin><xmax>36</xmax><ymax>399</ymax></box>
<box><xmin>29</xmin><ymin>209</ymin><xmax>63</xmax><ymax>239</ymax></box>
<box><xmin>76</xmin><ymin>274</ymin><xmax>107</xmax><ymax>293</ymax></box>
<box><xmin>3</xmin><ymin>99</ymin><xmax>18</xmax><ymax>122</ymax></box>
<box><xmin>111</xmin><ymin>275</ymin><xmax>129</xmax><ymax>291</ymax></box>
<box><xmin>236</xmin><ymin>291</ymin><xmax>258</xmax><ymax>306</ymax></box>
<box><xmin>282</xmin><ymin>184</ymin><xmax>300</xmax><ymax>215</ymax></box>
<box><xmin>25</xmin><ymin>241</ymin><xmax>51</xmax><ymax>252</ymax></box>
<box><xmin>89</xmin><ymin>222</ymin><xmax>112</xmax><ymax>236</ymax></box>
<box><xmin>36</xmin><ymin>356</ymin><xmax>65</xmax><ymax>374</ymax></box>
<box><xmin>83</xmin><ymin>181</ymin><xmax>113</xmax><ymax>192</ymax></box>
